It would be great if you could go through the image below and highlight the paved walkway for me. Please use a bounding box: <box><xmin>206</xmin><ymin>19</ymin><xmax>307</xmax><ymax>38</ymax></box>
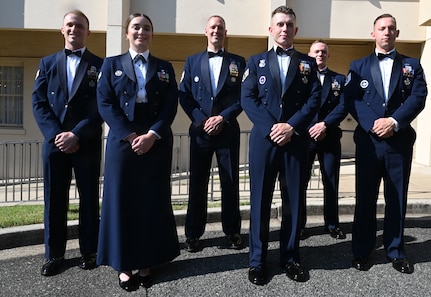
<box><xmin>0</xmin><ymin>160</ymin><xmax>430</xmax><ymax>296</ymax></box>
<box><xmin>0</xmin><ymin>217</ymin><xmax>430</xmax><ymax>296</ymax></box>
<box><xmin>1</xmin><ymin>159</ymin><xmax>431</xmax><ymax>250</ymax></box>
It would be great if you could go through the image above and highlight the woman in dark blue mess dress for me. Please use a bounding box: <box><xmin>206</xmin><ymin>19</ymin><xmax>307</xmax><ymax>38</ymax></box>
<box><xmin>96</xmin><ymin>13</ymin><xmax>180</xmax><ymax>292</ymax></box>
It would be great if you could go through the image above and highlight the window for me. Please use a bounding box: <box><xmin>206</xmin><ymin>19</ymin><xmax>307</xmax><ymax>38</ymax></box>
<box><xmin>0</xmin><ymin>66</ymin><xmax>23</xmax><ymax>127</ymax></box>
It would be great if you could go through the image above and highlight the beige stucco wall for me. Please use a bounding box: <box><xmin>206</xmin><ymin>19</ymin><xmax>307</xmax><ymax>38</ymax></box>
<box><xmin>287</xmin><ymin>0</ymin><xmax>425</xmax><ymax>40</ymax></box>
<box><xmin>414</xmin><ymin>26</ymin><xmax>431</xmax><ymax>165</ymax></box>
<box><xmin>23</xmin><ymin>0</ymin><xmax>108</xmax><ymax>31</ymax></box>
<box><xmin>1</xmin><ymin>0</ymin><xmax>426</xmax><ymax>40</ymax></box>
<box><xmin>129</xmin><ymin>0</ymin><xmax>276</xmax><ymax>36</ymax></box>
<box><xmin>0</xmin><ymin>0</ymin><xmax>429</xmax><ymax>163</ymax></box>
<box><xmin>419</xmin><ymin>0</ymin><xmax>431</xmax><ymax>26</ymax></box>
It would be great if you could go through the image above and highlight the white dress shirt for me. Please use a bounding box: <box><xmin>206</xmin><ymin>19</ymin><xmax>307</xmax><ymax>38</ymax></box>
<box><xmin>208</xmin><ymin>47</ymin><xmax>224</xmax><ymax>95</ymax></box>
<box><xmin>130</xmin><ymin>49</ymin><xmax>149</xmax><ymax>103</ymax></box>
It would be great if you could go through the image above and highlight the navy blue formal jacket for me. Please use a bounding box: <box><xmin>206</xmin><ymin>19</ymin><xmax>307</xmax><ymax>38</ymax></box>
<box><xmin>241</xmin><ymin>49</ymin><xmax>321</xmax><ymax>139</ymax></box>
<box><xmin>97</xmin><ymin>53</ymin><xmax>178</xmax><ymax>140</ymax></box>
<box><xmin>179</xmin><ymin>51</ymin><xmax>245</xmax><ymax>127</ymax></box>
<box><xmin>312</xmin><ymin>69</ymin><xmax>347</xmax><ymax>130</ymax></box>
<box><xmin>345</xmin><ymin>52</ymin><xmax>427</xmax><ymax>134</ymax></box>
<box><xmin>32</xmin><ymin>49</ymin><xmax>103</xmax><ymax>145</ymax></box>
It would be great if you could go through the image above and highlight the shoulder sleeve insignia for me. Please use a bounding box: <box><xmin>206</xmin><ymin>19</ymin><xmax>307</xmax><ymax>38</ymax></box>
<box><xmin>242</xmin><ymin>68</ymin><xmax>250</xmax><ymax>82</ymax></box>
<box><xmin>344</xmin><ymin>72</ymin><xmax>351</xmax><ymax>86</ymax></box>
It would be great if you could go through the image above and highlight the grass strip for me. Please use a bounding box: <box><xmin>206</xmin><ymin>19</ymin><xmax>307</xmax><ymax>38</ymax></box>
<box><xmin>0</xmin><ymin>201</ymin><xmax>250</xmax><ymax>228</ymax></box>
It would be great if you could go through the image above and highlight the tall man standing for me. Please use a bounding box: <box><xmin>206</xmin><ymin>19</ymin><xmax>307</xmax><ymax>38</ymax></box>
<box><xmin>301</xmin><ymin>39</ymin><xmax>347</xmax><ymax>239</ymax></box>
<box><xmin>345</xmin><ymin>14</ymin><xmax>427</xmax><ymax>274</ymax></box>
<box><xmin>33</xmin><ymin>10</ymin><xmax>103</xmax><ymax>276</ymax></box>
<box><xmin>179</xmin><ymin>15</ymin><xmax>245</xmax><ymax>252</ymax></box>
<box><xmin>241</xmin><ymin>6</ymin><xmax>321</xmax><ymax>285</ymax></box>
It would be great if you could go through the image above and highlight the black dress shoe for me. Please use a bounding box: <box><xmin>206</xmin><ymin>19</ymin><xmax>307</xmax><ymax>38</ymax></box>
<box><xmin>226</xmin><ymin>234</ymin><xmax>243</xmax><ymax>249</ymax></box>
<box><xmin>282</xmin><ymin>262</ymin><xmax>308</xmax><ymax>282</ymax></box>
<box><xmin>118</xmin><ymin>273</ymin><xmax>139</xmax><ymax>292</ymax></box>
<box><xmin>248</xmin><ymin>266</ymin><xmax>266</xmax><ymax>286</ymax></box>
<box><xmin>299</xmin><ymin>228</ymin><xmax>306</xmax><ymax>240</ymax></box>
<box><xmin>387</xmin><ymin>257</ymin><xmax>414</xmax><ymax>274</ymax></box>
<box><xmin>352</xmin><ymin>257</ymin><xmax>373</xmax><ymax>271</ymax></box>
<box><xmin>41</xmin><ymin>257</ymin><xmax>64</xmax><ymax>276</ymax></box>
<box><xmin>186</xmin><ymin>237</ymin><xmax>200</xmax><ymax>253</ymax></box>
<box><xmin>79</xmin><ymin>254</ymin><xmax>97</xmax><ymax>270</ymax></box>
<box><xmin>325</xmin><ymin>227</ymin><xmax>346</xmax><ymax>239</ymax></box>
<box><xmin>138</xmin><ymin>274</ymin><xmax>153</xmax><ymax>288</ymax></box>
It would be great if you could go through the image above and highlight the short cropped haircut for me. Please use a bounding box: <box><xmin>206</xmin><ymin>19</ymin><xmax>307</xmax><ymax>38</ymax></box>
<box><xmin>64</xmin><ymin>10</ymin><xmax>89</xmax><ymax>28</ymax></box>
<box><xmin>207</xmin><ymin>15</ymin><xmax>226</xmax><ymax>27</ymax></box>
<box><xmin>311</xmin><ymin>39</ymin><xmax>328</xmax><ymax>47</ymax></box>
<box><xmin>373</xmin><ymin>13</ymin><xmax>397</xmax><ymax>27</ymax></box>
<box><xmin>271</xmin><ymin>6</ymin><xmax>296</xmax><ymax>19</ymax></box>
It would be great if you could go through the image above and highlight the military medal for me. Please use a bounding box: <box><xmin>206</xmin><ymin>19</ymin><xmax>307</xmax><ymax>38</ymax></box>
<box><xmin>87</xmin><ymin>66</ymin><xmax>98</xmax><ymax>80</ymax></box>
<box><xmin>229</xmin><ymin>62</ymin><xmax>239</xmax><ymax>77</ymax></box>
<box><xmin>299</xmin><ymin>61</ymin><xmax>311</xmax><ymax>75</ymax></box>
<box><xmin>299</xmin><ymin>61</ymin><xmax>311</xmax><ymax>84</ymax></box>
<box><xmin>157</xmin><ymin>69</ymin><xmax>170</xmax><ymax>82</ymax></box>
<box><xmin>403</xmin><ymin>64</ymin><xmax>414</xmax><ymax>86</ymax></box>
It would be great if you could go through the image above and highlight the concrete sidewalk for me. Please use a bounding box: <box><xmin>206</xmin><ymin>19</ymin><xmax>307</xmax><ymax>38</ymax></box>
<box><xmin>0</xmin><ymin>162</ymin><xmax>430</xmax><ymax>296</ymax></box>
<box><xmin>0</xmin><ymin>160</ymin><xmax>430</xmax><ymax>250</ymax></box>
<box><xmin>0</xmin><ymin>218</ymin><xmax>430</xmax><ymax>297</ymax></box>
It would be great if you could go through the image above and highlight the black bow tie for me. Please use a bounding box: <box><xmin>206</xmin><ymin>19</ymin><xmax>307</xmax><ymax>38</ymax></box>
<box><xmin>318</xmin><ymin>69</ymin><xmax>328</xmax><ymax>74</ymax></box>
<box><xmin>65</xmin><ymin>49</ymin><xmax>82</xmax><ymax>57</ymax></box>
<box><xmin>134</xmin><ymin>54</ymin><xmax>146</xmax><ymax>63</ymax></box>
<box><xmin>377</xmin><ymin>51</ymin><xmax>395</xmax><ymax>60</ymax></box>
<box><xmin>276</xmin><ymin>47</ymin><xmax>294</xmax><ymax>56</ymax></box>
<box><xmin>208</xmin><ymin>50</ymin><xmax>224</xmax><ymax>58</ymax></box>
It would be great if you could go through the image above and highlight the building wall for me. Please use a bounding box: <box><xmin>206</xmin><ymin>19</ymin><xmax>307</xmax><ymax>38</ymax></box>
<box><xmin>0</xmin><ymin>30</ymin><xmax>106</xmax><ymax>142</ymax></box>
<box><xmin>0</xmin><ymin>0</ymin><xmax>429</xmax><ymax>162</ymax></box>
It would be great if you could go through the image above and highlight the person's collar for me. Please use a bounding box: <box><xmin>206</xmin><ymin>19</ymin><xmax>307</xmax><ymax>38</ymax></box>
<box><xmin>65</xmin><ymin>47</ymin><xmax>86</xmax><ymax>54</ymax></box>
<box><xmin>318</xmin><ymin>67</ymin><xmax>328</xmax><ymax>74</ymax></box>
<box><xmin>129</xmin><ymin>48</ymin><xmax>150</xmax><ymax>60</ymax></box>
<box><xmin>273</xmin><ymin>45</ymin><xmax>294</xmax><ymax>52</ymax></box>
<box><xmin>375</xmin><ymin>48</ymin><xmax>396</xmax><ymax>55</ymax></box>
<box><xmin>207</xmin><ymin>47</ymin><xmax>224</xmax><ymax>53</ymax></box>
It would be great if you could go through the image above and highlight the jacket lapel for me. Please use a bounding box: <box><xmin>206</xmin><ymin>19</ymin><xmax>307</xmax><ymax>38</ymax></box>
<box><xmin>268</xmin><ymin>50</ymin><xmax>282</xmax><ymax>98</ymax></box>
<box><xmin>56</xmin><ymin>51</ymin><xmax>68</xmax><ymax>100</ymax></box>
<box><xmin>283</xmin><ymin>50</ymin><xmax>299</xmax><ymax>95</ymax></box>
<box><xmin>69</xmin><ymin>51</ymin><xmax>88</xmax><ymax>100</ymax></box>
<box><xmin>370</xmin><ymin>54</ymin><xmax>385</xmax><ymax>100</ymax></box>
<box><xmin>121</xmin><ymin>53</ymin><xmax>136</xmax><ymax>83</ymax></box>
<box><xmin>146</xmin><ymin>54</ymin><xmax>157</xmax><ymax>86</ymax></box>
<box><xmin>215</xmin><ymin>55</ymin><xmax>229</xmax><ymax>96</ymax></box>
<box><xmin>200</xmin><ymin>52</ymin><xmax>213</xmax><ymax>95</ymax></box>
<box><xmin>388</xmin><ymin>52</ymin><xmax>402</xmax><ymax>100</ymax></box>
<box><xmin>321</xmin><ymin>74</ymin><xmax>331</xmax><ymax>106</ymax></box>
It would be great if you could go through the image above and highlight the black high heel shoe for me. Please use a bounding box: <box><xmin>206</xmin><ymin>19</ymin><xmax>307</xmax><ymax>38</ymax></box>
<box><xmin>138</xmin><ymin>273</ymin><xmax>153</xmax><ymax>288</ymax></box>
<box><xmin>118</xmin><ymin>272</ymin><xmax>139</xmax><ymax>292</ymax></box>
